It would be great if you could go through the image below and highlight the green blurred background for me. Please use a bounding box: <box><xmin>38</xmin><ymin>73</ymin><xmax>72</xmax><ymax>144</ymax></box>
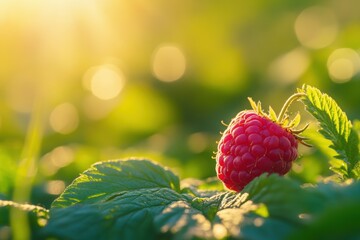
<box><xmin>1</xmin><ymin>0</ymin><xmax>360</xmax><ymax>233</ymax></box>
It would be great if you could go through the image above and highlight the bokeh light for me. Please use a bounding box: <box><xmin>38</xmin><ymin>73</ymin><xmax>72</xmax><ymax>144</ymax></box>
<box><xmin>294</xmin><ymin>6</ymin><xmax>338</xmax><ymax>49</ymax></box>
<box><xmin>147</xmin><ymin>133</ymin><xmax>169</xmax><ymax>152</ymax></box>
<box><xmin>327</xmin><ymin>48</ymin><xmax>360</xmax><ymax>83</ymax></box>
<box><xmin>49</xmin><ymin>103</ymin><xmax>79</xmax><ymax>134</ymax></box>
<box><xmin>152</xmin><ymin>44</ymin><xmax>186</xmax><ymax>82</ymax></box>
<box><xmin>83</xmin><ymin>64</ymin><xmax>126</xmax><ymax>100</ymax></box>
<box><xmin>40</xmin><ymin>146</ymin><xmax>75</xmax><ymax>176</ymax></box>
<box><xmin>268</xmin><ymin>48</ymin><xmax>310</xmax><ymax>84</ymax></box>
<box><xmin>45</xmin><ymin>180</ymin><xmax>66</xmax><ymax>195</ymax></box>
<box><xmin>212</xmin><ymin>223</ymin><xmax>227</xmax><ymax>239</ymax></box>
<box><xmin>49</xmin><ymin>146</ymin><xmax>74</xmax><ymax>168</ymax></box>
<box><xmin>187</xmin><ymin>132</ymin><xmax>209</xmax><ymax>153</ymax></box>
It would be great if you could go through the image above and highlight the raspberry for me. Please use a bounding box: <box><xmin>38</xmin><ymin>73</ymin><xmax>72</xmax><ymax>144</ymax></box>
<box><xmin>216</xmin><ymin>93</ymin><xmax>309</xmax><ymax>192</ymax></box>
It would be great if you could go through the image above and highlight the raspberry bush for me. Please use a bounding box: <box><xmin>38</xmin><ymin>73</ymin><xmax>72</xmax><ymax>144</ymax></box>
<box><xmin>1</xmin><ymin>85</ymin><xmax>360</xmax><ymax>240</ymax></box>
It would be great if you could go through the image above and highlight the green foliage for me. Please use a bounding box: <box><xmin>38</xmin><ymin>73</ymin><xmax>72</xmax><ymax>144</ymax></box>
<box><xmin>299</xmin><ymin>85</ymin><xmax>360</xmax><ymax>180</ymax></box>
<box><xmin>51</xmin><ymin>159</ymin><xmax>180</xmax><ymax>208</ymax></box>
<box><xmin>1</xmin><ymin>85</ymin><xmax>360</xmax><ymax>239</ymax></box>
<box><xmin>288</xmin><ymin>183</ymin><xmax>360</xmax><ymax>240</ymax></box>
<box><xmin>39</xmin><ymin>159</ymin><xmax>360</xmax><ymax>240</ymax></box>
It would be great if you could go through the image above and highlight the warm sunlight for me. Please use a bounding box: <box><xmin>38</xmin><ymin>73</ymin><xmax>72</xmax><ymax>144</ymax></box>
<box><xmin>1</xmin><ymin>1</ymin><xmax>360</xmax><ymax>240</ymax></box>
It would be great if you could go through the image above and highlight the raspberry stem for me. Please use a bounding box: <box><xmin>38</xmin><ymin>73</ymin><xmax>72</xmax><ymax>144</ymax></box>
<box><xmin>277</xmin><ymin>93</ymin><xmax>306</xmax><ymax>123</ymax></box>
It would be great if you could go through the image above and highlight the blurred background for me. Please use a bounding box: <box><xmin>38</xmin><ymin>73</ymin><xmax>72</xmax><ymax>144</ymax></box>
<box><xmin>1</xmin><ymin>0</ymin><xmax>360</xmax><ymax>232</ymax></box>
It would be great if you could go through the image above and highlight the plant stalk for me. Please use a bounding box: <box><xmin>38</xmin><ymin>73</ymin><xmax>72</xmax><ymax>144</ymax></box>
<box><xmin>277</xmin><ymin>93</ymin><xmax>306</xmax><ymax>123</ymax></box>
<box><xmin>10</xmin><ymin>99</ymin><xmax>43</xmax><ymax>240</ymax></box>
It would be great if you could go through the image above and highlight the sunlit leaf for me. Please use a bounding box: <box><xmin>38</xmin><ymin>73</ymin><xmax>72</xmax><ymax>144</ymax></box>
<box><xmin>288</xmin><ymin>182</ymin><xmax>360</xmax><ymax>240</ymax></box>
<box><xmin>52</xmin><ymin>159</ymin><xmax>180</xmax><ymax>208</ymax></box>
<box><xmin>43</xmin><ymin>159</ymin><xmax>360</xmax><ymax>240</ymax></box>
<box><xmin>154</xmin><ymin>200</ymin><xmax>214</xmax><ymax>240</ymax></box>
<box><xmin>299</xmin><ymin>85</ymin><xmax>360</xmax><ymax>179</ymax></box>
<box><xmin>45</xmin><ymin>188</ymin><xmax>185</xmax><ymax>240</ymax></box>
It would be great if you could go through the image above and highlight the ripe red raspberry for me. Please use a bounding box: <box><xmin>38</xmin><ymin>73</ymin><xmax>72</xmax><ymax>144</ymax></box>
<box><xmin>216</xmin><ymin>94</ymin><xmax>309</xmax><ymax>192</ymax></box>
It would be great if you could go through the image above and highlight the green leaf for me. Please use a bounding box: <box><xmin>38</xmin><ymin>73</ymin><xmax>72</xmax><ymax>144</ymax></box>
<box><xmin>52</xmin><ymin>159</ymin><xmax>180</xmax><ymax>208</ymax></box>
<box><xmin>43</xmin><ymin>159</ymin><xmax>360</xmax><ymax>240</ymax></box>
<box><xmin>44</xmin><ymin>159</ymin><xmax>222</xmax><ymax>240</ymax></box>
<box><xmin>208</xmin><ymin>174</ymin><xmax>317</xmax><ymax>240</ymax></box>
<box><xmin>290</xmin><ymin>201</ymin><xmax>360</xmax><ymax>240</ymax></box>
<box><xmin>232</xmin><ymin>174</ymin><xmax>360</xmax><ymax>240</ymax></box>
<box><xmin>44</xmin><ymin>188</ymin><xmax>186</xmax><ymax>240</ymax></box>
<box><xmin>288</xmin><ymin>181</ymin><xmax>360</xmax><ymax>240</ymax></box>
<box><xmin>180</xmin><ymin>177</ymin><xmax>223</xmax><ymax>198</ymax></box>
<box><xmin>44</xmin><ymin>159</ymin><xmax>184</xmax><ymax>239</ymax></box>
<box><xmin>154</xmin><ymin>200</ymin><xmax>214</xmax><ymax>240</ymax></box>
<box><xmin>243</xmin><ymin>174</ymin><xmax>323</xmax><ymax>224</ymax></box>
<box><xmin>43</xmin><ymin>159</ymin><xmax>262</xmax><ymax>240</ymax></box>
<box><xmin>299</xmin><ymin>85</ymin><xmax>360</xmax><ymax>179</ymax></box>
